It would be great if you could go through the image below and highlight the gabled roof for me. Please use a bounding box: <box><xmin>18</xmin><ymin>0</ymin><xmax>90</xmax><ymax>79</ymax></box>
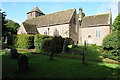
<box><xmin>23</xmin><ymin>23</ymin><xmax>38</xmax><ymax>34</ymax></box>
<box><xmin>25</xmin><ymin>9</ymin><xmax>76</xmax><ymax>27</ymax></box>
<box><xmin>27</xmin><ymin>6</ymin><xmax>44</xmax><ymax>14</ymax></box>
<box><xmin>81</xmin><ymin>13</ymin><xmax>110</xmax><ymax>28</ymax></box>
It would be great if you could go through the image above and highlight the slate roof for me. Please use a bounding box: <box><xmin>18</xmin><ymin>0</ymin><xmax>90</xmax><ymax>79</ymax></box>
<box><xmin>23</xmin><ymin>23</ymin><xmax>38</xmax><ymax>34</ymax></box>
<box><xmin>81</xmin><ymin>13</ymin><xmax>110</xmax><ymax>28</ymax></box>
<box><xmin>25</xmin><ymin>9</ymin><xmax>76</xmax><ymax>28</ymax></box>
<box><xmin>27</xmin><ymin>6</ymin><xmax>44</xmax><ymax>15</ymax></box>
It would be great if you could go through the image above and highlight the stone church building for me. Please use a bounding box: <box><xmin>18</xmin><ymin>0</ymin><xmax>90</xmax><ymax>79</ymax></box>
<box><xmin>17</xmin><ymin>6</ymin><xmax>112</xmax><ymax>45</ymax></box>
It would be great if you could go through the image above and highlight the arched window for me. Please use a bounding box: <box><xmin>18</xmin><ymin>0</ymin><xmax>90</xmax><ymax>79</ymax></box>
<box><xmin>88</xmin><ymin>35</ymin><xmax>92</xmax><ymax>44</ymax></box>
<box><xmin>53</xmin><ymin>29</ymin><xmax>59</xmax><ymax>36</ymax></box>
<box><xmin>44</xmin><ymin>30</ymin><xmax>47</xmax><ymax>35</ymax></box>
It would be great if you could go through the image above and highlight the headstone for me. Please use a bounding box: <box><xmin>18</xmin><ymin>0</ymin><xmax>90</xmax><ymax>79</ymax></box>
<box><xmin>62</xmin><ymin>39</ymin><xmax>68</xmax><ymax>53</ymax></box>
<box><xmin>11</xmin><ymin>49</ymin><xmax>19</xmax><ymax>59</ymax></box>
<box><xmin>5</xmin><ymin>48</ymin><xmax>11</xmax><ymax>55</ymax></box>
<box><xmin>17</xmin><ymin>55</ymin><xmax>29</xmax><ymax>71</ymax></box>
<box><xmin>5</xmin><ymin>48</ymin><xmax>19</xmax><ymax>59</ymax></box>
<box><xmin>49</xmin><ymin>52</ymin><xmax>53</xmax><ymax>60</ymax></box>
<box><xmin>82</xmin><ymin>41</ymin><xmax>87</xmax><ymax>64</ymax></box>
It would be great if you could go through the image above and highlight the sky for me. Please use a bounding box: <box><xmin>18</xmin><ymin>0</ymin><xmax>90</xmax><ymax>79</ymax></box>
<box><xmin>1</xmin><ymin>1</ymin><xmax>119</xmax><ymax>24</ymax></box>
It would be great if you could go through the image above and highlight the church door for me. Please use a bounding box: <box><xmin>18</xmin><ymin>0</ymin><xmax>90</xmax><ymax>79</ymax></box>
<box><xmin>88</xmin><ymin>35</ymin><xmax>92</xmax><ymax>44</ymax></box>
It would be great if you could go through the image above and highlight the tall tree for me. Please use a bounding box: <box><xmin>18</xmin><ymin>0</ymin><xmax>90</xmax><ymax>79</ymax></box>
<box><xmin>1</xmin><ymin>10</ymin><xmax>8</xmax><ymax>37</ymax></box>
<box><xmin>6</xmin><ymin>19</ymin><xmax>20</xmax><ymax>34</ymax></box>
<box><xmin>113</xmin><ymin>13</ymin><xmax>120</xmax><ymax>31</ymax></box>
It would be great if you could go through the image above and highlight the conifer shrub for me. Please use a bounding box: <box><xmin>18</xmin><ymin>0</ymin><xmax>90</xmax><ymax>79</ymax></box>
<box><xmin>102</xmin><ymin>31</ymin><xmax>120</xmax><ymax>61</ymax></box>
<box><xmin>16</xmin><ymin>34</ymin><xmax>34</xmax><ymax>49</ymax></box>
<box><xmin>34</xmin><ymin>34</ymin><xmax>50</xmax><ymax>52</ymax></box>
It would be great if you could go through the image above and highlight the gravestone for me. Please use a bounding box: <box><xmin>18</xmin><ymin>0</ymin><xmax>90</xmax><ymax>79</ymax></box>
<box><xmin>17</xmin><ymin>55</ymin><xmax>29</xmax><ymax>71</ymax></box>
<box><xmin>82</xmin><ymin>41</ymin><xmax>87</xmax><ymax>64</ymax></box>
<box><xmin>5</xmin><ymin>48</ymin><xmax>19</xmax><ymax>59</ymax></box>
<box><xmin>11</xmin><ymin>49</ymin><xmax>19</xmax><ymax>59</ymax></box>
<box><xmin>49</xmin><ymin>52</ymin><xmax>53</xmax><ymax>60</ymax></box>
<box><xmin>5</xmin><ymin>48</ymin><xmax>11</xmax><ymax>55</ymax></box>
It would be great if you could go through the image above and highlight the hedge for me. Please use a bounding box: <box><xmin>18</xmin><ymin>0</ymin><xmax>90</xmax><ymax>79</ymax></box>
<box><xmin>34</xmin><ymin>34</ymin><xmax>51</xmax><ymax>52</ymax></box>
<box><xmin>16</xmin><ymin>34</ymin><xmax>34</xmax><ymax>49</ymax></box>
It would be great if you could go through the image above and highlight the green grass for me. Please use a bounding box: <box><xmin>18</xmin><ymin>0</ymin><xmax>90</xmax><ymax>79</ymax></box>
<box><xmin>2</xmin><ymin>45</ymin><xmax>120</xmax><ymax>79</ymax></box>
<box><xmin>2</xmin><ymin>53</ymin><xmax>120</xmax><ymax>79</ymax></box>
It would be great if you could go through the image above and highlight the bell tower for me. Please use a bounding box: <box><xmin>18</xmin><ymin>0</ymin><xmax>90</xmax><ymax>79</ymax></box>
<box><xmin>27</xmin><ymin>6</ymin><xmax>45</xmax><ymax>19</ymax></box>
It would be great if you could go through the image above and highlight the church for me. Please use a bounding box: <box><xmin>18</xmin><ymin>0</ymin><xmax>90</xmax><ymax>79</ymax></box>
<box><xmin>17</xmin><ymin>6</ymin><xmax>112</xmax><ymax>45</ymax></box>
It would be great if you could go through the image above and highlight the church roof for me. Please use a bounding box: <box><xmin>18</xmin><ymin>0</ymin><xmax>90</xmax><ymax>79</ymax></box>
<box><xmin>81</xmin><ymin>13</ymin><xmax>110</xmax><ymax>28</ymax></box>
<box><xmin>25</xmin><ymin>9</ymin><xmax>76</xmax><ymax>27</ymax></box>
<box><xmin>27</xmin><ymin>6</ymin><xmax>44</xmax><ymax>14</ymax></box>
<box><xmin>23</xmin><ymin>23</ymin><xmax>39</xmax><ymax>34</ymax></box>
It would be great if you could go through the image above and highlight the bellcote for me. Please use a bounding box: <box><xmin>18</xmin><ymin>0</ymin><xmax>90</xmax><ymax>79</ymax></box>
<box><xmin>27</xmin><ymin>6</ymin><xmax>45</xmax><ymax>19</ymax></box>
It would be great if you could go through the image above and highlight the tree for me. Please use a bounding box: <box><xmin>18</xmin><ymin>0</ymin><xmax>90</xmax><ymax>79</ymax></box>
<box><xmin>113</xmin><ymin>13</ymin><xmax>120</xmax><ymax>31</ymax></box>
<box><xmin>1</xmin><ymin>10</ymin><xmax>8</xmax><ymax>37</ymax></box>
<box><xmin>6</xmin><ymin>19</ymin><xmax>20</xmax><ymax>34</ymax></box>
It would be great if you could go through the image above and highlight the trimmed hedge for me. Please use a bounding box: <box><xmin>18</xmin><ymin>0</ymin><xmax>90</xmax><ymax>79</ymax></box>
<box><xmin>34</xmin><ymin>35</ymin><xmax>71</xmax><ymax>53</ymax></box>
<box><xmin>41</xmin><ymin>36</ymin><xmax>73</xmax><ymax>53</ymax></box>
<box><xmin>16</xmin><ymin>34</ymin><xmax>34</xmax><ymax>49</ymax></box>
<box><xmin>34</xmin><ymin>34</ymin><xmax>51</xmax><ymax>52</ymax></box>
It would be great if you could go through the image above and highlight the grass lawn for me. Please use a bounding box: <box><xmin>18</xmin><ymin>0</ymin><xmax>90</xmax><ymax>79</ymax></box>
<box><xmin>2</xmin><ymin>52</ymin><xmax>120</xmax><ymax>79</ymax></box>
<box><xmin>1</xmin><ymin>45</ymin><xmax>120</xmax><ymax>79</ymax></box>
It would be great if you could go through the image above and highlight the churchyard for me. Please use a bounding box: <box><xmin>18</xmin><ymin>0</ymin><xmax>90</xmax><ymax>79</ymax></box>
<box><xmin>1</xmin><ymin>43</ymin><xmax>120</xmax><ymax>79</ymax></box>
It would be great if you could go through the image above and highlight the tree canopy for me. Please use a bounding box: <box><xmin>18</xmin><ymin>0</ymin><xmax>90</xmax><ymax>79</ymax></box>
<box><xmin>6</xmin><ymin>19</ymin><xmax>20</xmax><ymax>34</ymax></box>
<box><xmin>113</xmin><ymin>13</ymin><xmax>120</xmax><ymax>31</ymax></box>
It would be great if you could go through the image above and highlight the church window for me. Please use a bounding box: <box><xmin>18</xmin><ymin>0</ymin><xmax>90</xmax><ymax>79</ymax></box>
<box><xmin>96</xmin><ymin>29</ymin><xmax>100</xmax><ymax>38</ymax></box>
<box><xmin>44</xmin><ymin>30</ymin><xmax>47</xmax><ymax>35</ymax></box>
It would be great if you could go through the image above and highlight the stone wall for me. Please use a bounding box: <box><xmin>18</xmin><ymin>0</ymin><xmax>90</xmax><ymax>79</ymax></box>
<box><xmin>17</xmin><ymin>24</ymin><xmax>27</xmax><ymax>34</ymax></box>
<box><xmin>37</xmin><ymin>24</ymin><xmax>69</xmax><ymax>37</ymax></box>
<box><xmin>81</xmin><ymin>26</ymin><xmax>111</xmax><ymax>45</ymax></box>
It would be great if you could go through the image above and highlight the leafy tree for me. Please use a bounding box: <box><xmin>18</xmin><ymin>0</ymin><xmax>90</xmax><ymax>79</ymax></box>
<box><xmin>113</xmin><ymin>13</ymin><xmax>120</xmax><ymax>31</ymax></box>
<box><xmin>6</xmin><ymin>19</ymin><xmax>20</xmax><ymax>34</ymax></box>
<box><xmin>0</xmin><ymin>10</ymin><xmax>8</xmax><ymax>37</ymax></box>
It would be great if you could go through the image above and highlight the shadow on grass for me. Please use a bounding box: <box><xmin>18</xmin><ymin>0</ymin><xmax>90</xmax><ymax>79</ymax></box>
<box><xmin>2</xmin><ymin>52</ymin><xmax>120</xmax><ymax>79</ymax></box>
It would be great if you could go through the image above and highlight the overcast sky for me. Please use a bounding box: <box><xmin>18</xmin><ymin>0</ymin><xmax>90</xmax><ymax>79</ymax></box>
<box><xmin>1</xmin><ymin>0</ymin><xmax>119</xmax><ymax>24</ymax></box>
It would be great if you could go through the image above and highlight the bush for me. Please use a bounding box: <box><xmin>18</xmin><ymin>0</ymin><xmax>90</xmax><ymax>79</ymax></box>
<box><xmin>34</xmin><ymin>34</ymin><xmax>51</xmax><ymax>52</ymax></box>
<box><xmin>51</xmin><ymin>36</ymin><xmax>64</xmax><ymax>53</ymax></box>
<box><xmin>16</xmin><ymin>34</ymin><xmax>34</xmax><ymax>49</ymax></box>
<box><xmin>41</xmin><ymin>37</ymin><xmax>53</xmax><ymax>52</ymax></box>
<box><xmin>102</xmin><ymin>31</ymin><xmax>120</xmax><ymax>50</ymax></box>
<box><xmin>102</xmin><ymin>31</ymin><xmax>120</xmax><ymax>61</ymax></box>
<box><xmin>41</xmin><ymin>36</ymin><xmax>64</xmax><ymax>53</ymax></box>
<box><xmin>7</xmin><ymin>35</ymin><xmax>17</xmax><ymax>45</ymax></box>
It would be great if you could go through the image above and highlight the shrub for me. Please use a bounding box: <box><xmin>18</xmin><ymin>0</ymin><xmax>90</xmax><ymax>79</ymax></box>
<box><xmin>51</xmin><ymin>36</ymin><xmax>64</xmax><ymax>53</ymax></box>
<box><xmin>102</xmin><ymin>31</ymin><xmax>120</xmax><ymax>50</ymax></box>
<box><xmin>41</xmin><ymin>36</ymin><xmax>64</xmax><ymax>53</ymax></box>
<box><xmin>41</xmin><ymin>37</ymin><xmax>53</xmax><ymax>52</ymax></box>
<box><xmin>16</xmin><ymin>34</ymin><xmax>34</xmax><ymax>49</ymax></box>
<box><xmin>7</xmin><ymin>35</ymin><xmax>17</xmax><ymax>45</ymax></box>
<box><xmin>34</xmin><ymin>34</ymin><xmax>51</xmax><ymax>52</ymax></box>
<box><xmin>102</xmin><ymin>31</ymin><xmax>120</xmax><ymax>61</ymax></box>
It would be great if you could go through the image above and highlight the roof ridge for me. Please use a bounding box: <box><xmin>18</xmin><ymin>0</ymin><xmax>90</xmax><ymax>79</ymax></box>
<box><xmin>26</xmin><ymin>8</ymin><xmax>75</xmax><ymax>21</ymax></box>
<box><xmin>85</xmin><ymin>13</ymin><xmax>109</xmax><ymax>18</ymax></box>
<box><xmin>43</xmin><ymin>8</ymin><xmax>75</xmax><ymax>16</ymax></box>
